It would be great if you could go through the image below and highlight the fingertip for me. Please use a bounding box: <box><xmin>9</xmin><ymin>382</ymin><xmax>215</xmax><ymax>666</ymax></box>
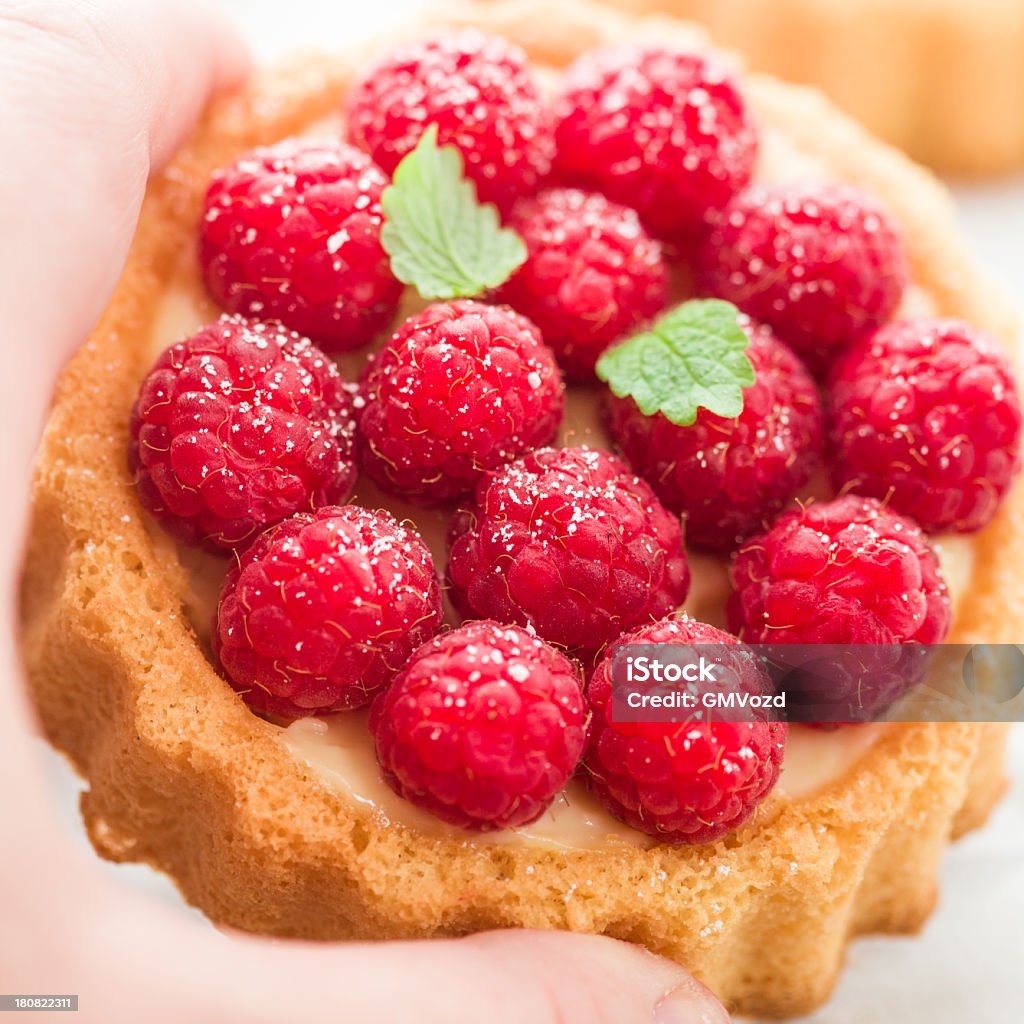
<box><xmin>143</xmin><ymin>0</ymin><xmax>251</xmax><ymax>167</ymax></box>
<box><xmin>460</xmin><ymin>930</ymin><xmax>729</xmax><ymax>1024</ymax></box>
<box><xmin>202</xmin><ymin>6</ymin><xmax>252</xmax><ymax>92</ymax></box>
<box><xmin>655</xmin><ymin>975</ymin><xmax>731</xmax><ymax>1024</ymax></box>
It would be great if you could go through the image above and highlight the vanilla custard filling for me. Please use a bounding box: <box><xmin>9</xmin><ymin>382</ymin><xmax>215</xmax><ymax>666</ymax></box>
<box><xmin>146</xmin><ymin>108</ymin><xmax>977</xmax><ymax>852</ymax></box>
<box><xmin>280</xmin><ymin>714</ymin><xmax>891</xmax><ymax>850</ymax></box>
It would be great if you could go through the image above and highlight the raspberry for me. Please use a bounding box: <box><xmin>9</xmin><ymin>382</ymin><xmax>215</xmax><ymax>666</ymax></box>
<box><xmin>345</xmin><ymin>30</ymin><xmax>553</xmax><ymax>212</ymax></box>
<box><xmin>447</xmin><ymin>447</ymin><xmax>690</xmax><ymax>656</ymax></box>
<box><xmin>728</xmin><ymin>496</ymin><xmax>952</xmax><ymax>723</ymax></box>
<box><xmin>606</xmin><ymin>318</ymin><xmax>824</xmax><ymax>551</ymax></box>
<box><xmin>552</xmin><ymin>46</ymin><xmax>757</xmax><ymax>241</ymax></box>
<box><xmin>199</xmin><ymin>139</ymin><xmax>402</xmax><ymax>352</ymax></box>
<box><xmin>496</xmin><ymin>188</ymin><xmax>669</xmax><ymax>381</ymax></box>
<box><xmin>584</xmin><ymin>617</ymin><xmax>787</xmax><ymax>843</ymax></box>
<box><xmin>370</xmin><ymin>620</ymin><xmax>587</xmax><ymax>831</ymax></box>
<box><xmin>357</xmin><ymin>300</ymin><xmax>564</xmax><ymax>504</ymax></box>
<box><xmin>767</xmin><ymin>643</ymin><xmax>935</xmax><ymax>725</ymax></box>
<box><xmin>828</xmin><ymin>318</ymin><xmax>1023</xmax><ymax>533</ymax></box>
<box><xmin>695</xmin><ymin>184</ymin><xmax>909</xmax><ymax>372</ymax></box>
<box><xmin>214</xmin><ymin>505</ymin><xmax>442</xmax><ymax>719</ymax></box>
<box><xmin>727</xmin><ymin>495</ymin><xmax>951</xmax><ymax>647</ymax></box>
<box><xmin>130</xmin><ymin>316</ymin><xmax>357</xmax><ymax>553</ymax></box>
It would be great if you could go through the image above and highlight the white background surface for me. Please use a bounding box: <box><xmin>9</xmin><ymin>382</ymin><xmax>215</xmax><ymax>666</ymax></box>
<box><xmin>54</xmin><ymin>1</ymin><xmax>1024</xmax><ymax>1021</ymax></box>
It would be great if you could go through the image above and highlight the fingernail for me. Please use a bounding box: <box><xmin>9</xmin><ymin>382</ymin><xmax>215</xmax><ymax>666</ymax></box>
<box><xmin>654</xmin><ymin>975</ymin><xmax>730</xmax><ymax>1024</ymax></box>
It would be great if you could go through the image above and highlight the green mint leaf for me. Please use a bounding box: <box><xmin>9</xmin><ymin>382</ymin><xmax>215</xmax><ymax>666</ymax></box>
<box><xmin>380</xmin><ymin>124</ymin><xmax>527</xmax><ymax>300</ymax></box>
<box><xmin>596</xmin><ymin>299</ymin><xmax>755</xmax><ymax>426</ymax></box>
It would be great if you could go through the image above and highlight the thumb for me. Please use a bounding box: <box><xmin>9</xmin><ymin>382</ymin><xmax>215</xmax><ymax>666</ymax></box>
<box><xmin>436</xmin><ymin>930</ymin><xmax>730</xmax><ymax>1024</ymax></box>
<box><xmin>0</xmin><ymin>0</ymin><xmax>248</xmax><ymax>498</ymax></box>
<box><xmin>177</xmin><ymin>926</ymin><xmax>731</xmax><ymax>1024</ymax></box>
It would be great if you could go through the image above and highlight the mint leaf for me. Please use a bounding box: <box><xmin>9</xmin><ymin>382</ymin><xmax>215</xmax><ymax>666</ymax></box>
<box><xmin>380</xmin><ymin>125</ymin><xmax>527</xmax><ymax>300</ymax></box>
<box><xmin>596</xmin><ymin>300</ymin><xmax>754</xmax><ymax>425</ymax></box>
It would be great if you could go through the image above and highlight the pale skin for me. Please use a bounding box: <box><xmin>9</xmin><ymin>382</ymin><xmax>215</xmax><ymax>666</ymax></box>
<box><xmin>0</xmin><ymin>3</ymin><xmax>728</xmax><ymax>1021</ymax></box>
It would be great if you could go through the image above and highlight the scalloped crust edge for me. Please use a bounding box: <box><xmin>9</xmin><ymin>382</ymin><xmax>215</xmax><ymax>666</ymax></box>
<box><xmin>18</xmin><ymin>1</ymin><xmax>1021</xmax><ymax>1017</ymax></box>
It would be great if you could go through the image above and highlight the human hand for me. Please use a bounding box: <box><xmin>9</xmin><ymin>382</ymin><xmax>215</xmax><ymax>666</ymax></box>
<box><xmin>0</xmin><ymin>3</ymin><xmax>728</xmax><ymax>1021</ymax></box>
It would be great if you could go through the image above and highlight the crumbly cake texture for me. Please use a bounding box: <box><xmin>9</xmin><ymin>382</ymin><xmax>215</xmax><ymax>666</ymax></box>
<box><xmin>17</xmin><ymin>0</ymin><xmax>1021</xmax><ymax>1017</ymax></box>
<box><xmin>609</xmin><ymin>0</ymin><xmax>1024</xmax><ymax>175</ymax></box>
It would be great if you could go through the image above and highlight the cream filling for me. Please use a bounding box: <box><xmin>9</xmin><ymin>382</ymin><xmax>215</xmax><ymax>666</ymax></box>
<box><xmin>281</xmin><ymin>713</ymin><xmax>889</xmax><ymax>851</ymax></box>
<box><xmin>147</xmin><ymin>108</ymin><xmax>977</xmax><ymax>852</ymax></box>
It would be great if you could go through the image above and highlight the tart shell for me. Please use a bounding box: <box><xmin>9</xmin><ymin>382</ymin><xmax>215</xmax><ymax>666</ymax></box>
<box><xmin>18</xmin><ymin>1</ymin><xmax>1022</xmax><ymax>1016</ymax></box>
<box><xmin>608</xmin><ymin>0</ymin><xmax>1024</xmax><ymax>175</ymax></box>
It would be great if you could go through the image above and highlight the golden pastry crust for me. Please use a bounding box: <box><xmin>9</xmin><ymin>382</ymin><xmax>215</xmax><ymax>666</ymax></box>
<box><xmin>18</xmin><ymin>1</ymin><xmax>1020</xmax><ymax>1017</ymax></box>
<box><xmin>605</xmin><ymin>0</ymin><xmax>1024</xmax><ymax>175</ymax></box>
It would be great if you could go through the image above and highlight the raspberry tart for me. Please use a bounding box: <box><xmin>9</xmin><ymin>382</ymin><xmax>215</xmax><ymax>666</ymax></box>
<box><xmin>20</xmin><ymin>0</ymin><xmax>1021</xmax><ymax>1017</ymax></box>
